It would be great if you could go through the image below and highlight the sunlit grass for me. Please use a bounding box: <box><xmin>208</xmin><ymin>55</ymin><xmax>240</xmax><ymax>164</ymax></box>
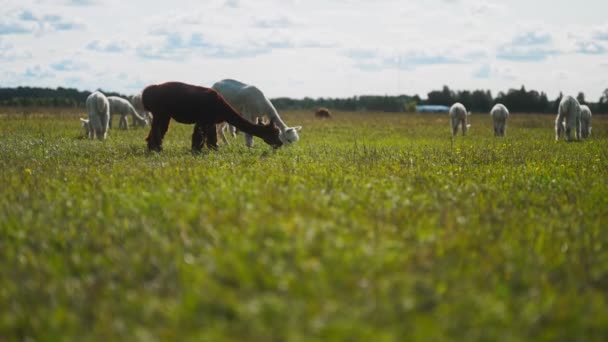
<box><xmin>1</xmin><ymin>110</ymin><xmax>607</xmax><ymax>340</ymax></box>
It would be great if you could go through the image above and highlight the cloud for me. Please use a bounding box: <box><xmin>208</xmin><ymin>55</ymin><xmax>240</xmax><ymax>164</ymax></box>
<box><xmin>50</xmin><ymin>59</ymin><xmax>88</xmax><ymax>71</ymax></box>
<box><xmin>0</xmin><ymin>39</ymin><xmax>32</xmax><ymax>60</ymax></box>
<box><xmin>511</xmin><ymin>30</ymin><xmax>552</xmax><ymax>46</ymax></box>
<box><xmin>575</xmin><ymin>41</ymin><xmax>606</xmax><ymax>55</ymax></box>
<box><xmin>593</xmin><ymin>26</ymin><xmax>608</xmax><ymax>41</ymax></box>
<box><xmin>87</xmin><ymin>39</ymin><xmax>130</xmax><ymax>53</ymax></box>
<box><xmin>472</xmin><ymin>64</ymin><xmax>516</xmax><ymax>80</ymax></box>
<box><xmin>66</xmin><ymin>0</ymin><xmax>98</xmax><ymax>5</ymax></box>
<box><xmin>224</xmin><ymin>0</ymin><xmax>239</xmax><ymax>8</ymax></box>
<box><xmin>346</xmin><ymin>45</ymin><xmax>487</xmax><ymax>72</ymax></box>
<box><xmin>136</xmin><ymin>29</ymin><xmax>307</xmax><ymax>61</ymax></box>
<box><xmin>23</xmin><ymin>65</ymin><xmax>55</xmax><ymax>79</ymax></box>
<box><xmin>0</xmin><ymin>9</ymin><xmax>84</xmax><ymax>35</ymax></box>
<box><xmin>496</xmin><ymin>29</ymin><xmax>560</xmax><ymax>61</ymax></box>
<box><xmin>253</xmin><ymin>15</ymin><xmax>298</xmax><ymax>29</ymax></box>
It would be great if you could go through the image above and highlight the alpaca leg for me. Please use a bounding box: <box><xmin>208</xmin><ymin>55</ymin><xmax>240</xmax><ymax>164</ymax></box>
<box><xmin>147</xmin><ymin>113</ymin><xmax>171</xmax><ymax>151</ymax></box>
<box><xmin>204</xmin><ymin>124</ymin><xmax>218</xmax><ymax>150</ymax></box>
<box><xmin>555</xmin><ymin>118</ymin><xmax>562</xmax><ymax>141</ymax></box>
<box><xmin>462</xmin><ymin>118</ymin><xmax>467</xmax><ymax>136</ymax></box>
<box><xmin>119</xmin><ymin>115</ymin><xmax>128</xmax><ymax>130</ymax></box>
<box><xmin>191</xmin><ymin>122</ymin><xmax>206</xmax><ymax>152</ymax></box>
<box><xmin>451</xmin><ymin>118</ymin><xmax>458</xmax><ymax>136</ymax></box>
<box><xmin>229</xmin><ymin>125</ymin><xmax>237</xmax><ymax>137</ymax></box>
<box><xmin>245</xmin><ymin>133</ymin><xmax>254</xmax><ymax>148</ymax></box>
<box><xmin>217</xmin><ymin>124</ymin><xmax>229</xmax><ymax>145</ymax></box>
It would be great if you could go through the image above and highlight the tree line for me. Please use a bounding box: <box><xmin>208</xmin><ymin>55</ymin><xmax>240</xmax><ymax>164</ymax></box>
<box><xmin>0</xmin><ymin>87</ymin><xmax>127</xmax><ymax>107</ymax></box>
<box><xmin>1</xmin><ymin>85</ymin><xmax>607</xmax><ymax>114</ymax></box>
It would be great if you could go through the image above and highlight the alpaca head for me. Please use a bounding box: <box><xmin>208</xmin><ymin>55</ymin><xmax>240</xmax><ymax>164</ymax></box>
<box><xmin>80</xmin><ymin>118</ymin><xmax>90</xmax><ymax>134</ymax></box>
<box><xmin>279</xmin><ymin>126</ymin><xmax>302</xmax><ymax>145</ymax></box>
<box><xmin>136</xmin><ymin>116</ymin><xmax>149</xmax><ymax>127</ymax></box>
<box><xmin>258</xmin><ymin>119</ymin><xmax>283</xmax><ymax>148</ymax></box>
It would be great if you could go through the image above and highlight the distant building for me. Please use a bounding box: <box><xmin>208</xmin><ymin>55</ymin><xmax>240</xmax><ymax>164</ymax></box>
<box><xmin>416</xmin><ymin>105</ymin><xmax>450</xmax><ymax>113</ymax></box>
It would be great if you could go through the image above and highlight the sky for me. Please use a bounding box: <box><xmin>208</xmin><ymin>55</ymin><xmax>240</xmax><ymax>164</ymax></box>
<box><xmin>1</xmin><ymin>0</ymin><xmax>607</xmax><ymax>100</ymax></box>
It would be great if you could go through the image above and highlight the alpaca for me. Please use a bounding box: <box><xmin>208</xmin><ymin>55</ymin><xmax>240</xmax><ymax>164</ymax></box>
<box><xmin>315</xmin><ymin>107</ymin><xmax>332</xmax><ymax>118</ymax></box>
<box><xmin>580</xmin><ymin>104</ymin><xmax>592</xmax><ymax>139</ymax></box>
<box><xmin>142</xmin><ymin>81</ymin><xmax>283</xmax><ymax>152</ymax></box>
<box><xmin>107</xmin><ymin>96</ymin><xmax>148</xmax><ymax>130</ymax></box>
<box><xmin>449</xmin><ymin>102</ymin><xmax>471</xmax><ymax>136</ymax></box>
<box><xmin>490</xmin><ymin>103</ymin><xmax>509</xmax><ymax>137</ymax></box>
<box><xmin>130</xmin><ymin>93</ymin><xmax>153</xmax><ymax>122</ymax></box>
<box><xmin>85</xmin><ymin>91</ymin><xmax>110</xmax><ymax>140</ymax></box>
<box><xmin>212</xmin><ymin>79</ymin><xmax>302</xmax><ymax>148</ymax></box>
<box><xmin>555</xmin><ymin>95</ymin><xmax>581</xmax><ymax>142</ymax></box>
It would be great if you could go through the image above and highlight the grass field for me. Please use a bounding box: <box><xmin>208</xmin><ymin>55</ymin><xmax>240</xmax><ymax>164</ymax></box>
<box><xmin>1</xmin><ymin>109</ymin><xmax>607</xmax><ymax>341</ymax></box>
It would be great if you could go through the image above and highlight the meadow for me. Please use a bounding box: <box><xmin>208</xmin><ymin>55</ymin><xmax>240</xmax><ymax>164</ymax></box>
<box><xmin>1</xmin><ymin>109</ymin><xmax>607</xmax><ymax>341</ymax></box>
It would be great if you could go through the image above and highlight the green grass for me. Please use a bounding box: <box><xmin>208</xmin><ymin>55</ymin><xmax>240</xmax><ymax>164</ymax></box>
<box><xmin>1</xmin><ymin>110</ymin><xmax>607</xmax><ymax>341</ymax></box>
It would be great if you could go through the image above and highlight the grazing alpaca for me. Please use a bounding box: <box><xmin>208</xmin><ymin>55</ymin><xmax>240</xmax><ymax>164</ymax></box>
<box><xmin>580</xmin><ymin>104</ymin><xmax>592</xmax><ymax>139</ymax></box>
<box><xmin>85</xmin><ymin>91</ymin><xmax>110</xmax><ymax>140</ymax></box>
<box><xmin>130</xmin><ymin>93</ymin><xmax>153</xmax><ymax>122</ymax></box>
<box><xmin>315</xmin><ymin>107</ymin><xmax>332</xmax><ymax>118</ymax></box>
<box><xmin>555</xmin><ymin>95</ymin><xmax>581</xmax><ymax>142</ymax></box>
<box><xmin>449</xmin><ymin>102</ymin><xmax>471</xmax><ymax>136</ymax></box>
<box><xmin>107</xmin><ymin>96</ymin><xmax>148</xmax><ymax>130</ymax></box>
<box><xmin>490</xmin><ymin>103</ymin><xmax>509</xmax><ymax>137</ymax></box>
<box><xmin>142</xmin><ymin>81</ymin><xmax>283</xmax><ymax>152</ymax></box>
<box><xmin>212</xmin><ymin>79</ymin><xmax>302</xmax><ymax>147</ymax></box>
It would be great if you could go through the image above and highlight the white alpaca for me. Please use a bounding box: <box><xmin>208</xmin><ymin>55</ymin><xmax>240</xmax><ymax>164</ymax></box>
<box><xmin>449</xmin><ymin>102</ymin><xmax>471</xmax><ymax>136</ymax></box>
<box><xmin>107</xmin><ymin>96</ymin><xmax>148</xmax><ymax>130</ymax></box>
<box><xmin>212</xmin><ymin>79</ymin><xmax>302</xmax><ymax>147</ymax></box>
<box><xmin>555</xmin><ymin>95</ymin><xmax>581</xmax><ymax>142</ymax></box>
<box><xmin>130</xmin><ymin>93</ymin><xmax>153</xmax><ymax>123</ymax></box>
<box><xmin>580</xmin><ymin>104</ymin><xmax>592</xmax><ymax>139</ymax></box>
<box><xmin>490</xmin><ymin>103</ymin><xmax>509</xmax><ymax>137</ymax></box>
<box><xmin>85</xmin><ymin>91</ymin><xmax>110</xmax><ymax>140</ymax></box>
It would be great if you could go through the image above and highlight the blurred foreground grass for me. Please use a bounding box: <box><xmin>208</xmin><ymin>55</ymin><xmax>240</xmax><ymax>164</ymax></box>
<box><xmin>1</xmin><ymin>110</ymin><xmax>607</xmax><ymax>341</ymax></box>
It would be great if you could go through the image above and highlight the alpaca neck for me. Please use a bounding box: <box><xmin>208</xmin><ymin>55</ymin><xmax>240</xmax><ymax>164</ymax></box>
<box><xmin>264</xmin><ymin>99</ymin><xmax>288</xmax><ymax>131</ymax></box>
<box><xmin>224</xmin><ymin>108</ymin><xmax>270</xmax><ymax>138</ymax></box>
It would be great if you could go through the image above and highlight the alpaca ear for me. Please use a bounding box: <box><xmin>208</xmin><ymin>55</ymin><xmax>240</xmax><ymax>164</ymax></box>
<box><xmin>256</xmin><ymin>117</ymin><xmax>263</xmax><ymax>125</ymax></box>
<box><xmin>293</xmin><ymin>126</ymin><xmax>302</xmax><ymax>131</ymax></box>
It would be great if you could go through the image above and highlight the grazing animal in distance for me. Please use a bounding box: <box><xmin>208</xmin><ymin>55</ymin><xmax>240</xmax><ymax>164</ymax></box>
<box><xmin>107</xmin><ymin>96</ymin><xmax>148</xmax><ymax>129</ymax></box>
<box><xmin>315</xmin><ymin>107</ymin><xmax>332</xmax><ymax>118</ymax></box>
<box><xmin>142</xmin><ymin>81</ymin><xmax>283</xmax><ymax>152</ymax></box>
<box><xmin>212</xmin><ymin>79</ymin><xmax>302</xmax><ymax>148</ymax></box>
<box><xmin>490</xmin><ymin>103</ymin><xmax>509</xmax><ymax>137</ymax></box>
<box><xmin>555</xmin><ymin>95</ymin><xmax>581</xmax><ymax>142</ymax></box>
<box><xmin>580</xmin><ymin>104</ymin><xmax>592</xmax><ymax>139</ymax></box>
<box><xmin>85</xmin><ymin>91</ymin><xmax>110</xmax><ymax>140</ymax></box>
<box><xmin>449</xmin><ymin>102</ymin><xmax>471</xmax><ymax>136</ymax></box>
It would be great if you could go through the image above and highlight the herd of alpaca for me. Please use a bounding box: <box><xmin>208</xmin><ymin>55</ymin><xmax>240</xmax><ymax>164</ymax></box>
<box><xmin>449</xmin><ymin>95</ymin><xmax>592</xmax><ymax>141</ymax></box>
<box><xmin>80</xmin><ymin>83</ymin><xmax>593</xmax><ymax>146</ymax></box>
<box><xmin>81</xmin><ymin>79</ymin><xmax>301</xmax><ymax>150</ymax></box>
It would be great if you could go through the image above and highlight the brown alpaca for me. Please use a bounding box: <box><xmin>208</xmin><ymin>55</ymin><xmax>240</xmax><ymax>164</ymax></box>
<box><xmin>142</xmin><ymin>82</ymin><xmax>283</xmax><ymax>152</ymax></box>
<box><xmin>315</xmin><ymin>107</ymin><xmax>332</xmax><ymax>119</ymax></box>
